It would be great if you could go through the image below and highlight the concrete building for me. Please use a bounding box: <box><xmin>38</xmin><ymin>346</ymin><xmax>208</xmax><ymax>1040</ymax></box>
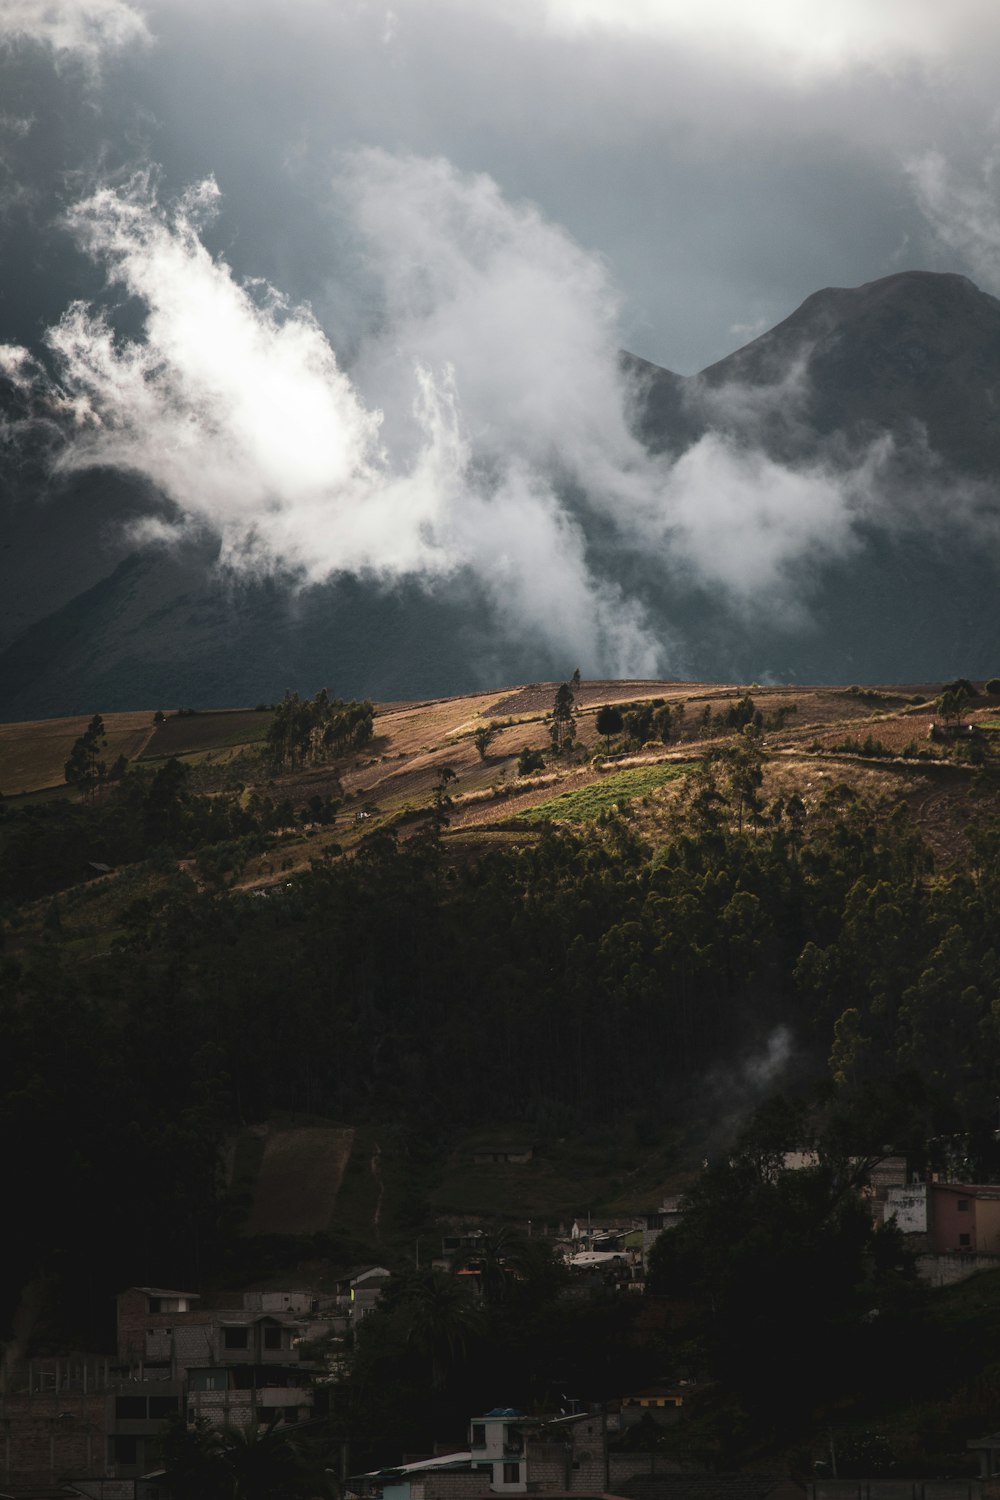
<box><xmin>0</xmin><ymin>1282</ymin><xmax>342</xmax><ymax>1494</ymax></box>
<box><xmin>350</xmin><ymin>1403</ymin><xmax>684</xmax><ymax>1500</ymax></box>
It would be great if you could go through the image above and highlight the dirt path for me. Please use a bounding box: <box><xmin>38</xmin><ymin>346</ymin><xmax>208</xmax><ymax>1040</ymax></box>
<box><xmin>371</xmin><ymin>1141</ymin><xmax>384</xmax><ymax>1242</ymax></box>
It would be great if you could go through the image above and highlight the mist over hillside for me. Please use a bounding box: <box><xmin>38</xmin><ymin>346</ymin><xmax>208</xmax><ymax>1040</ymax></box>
<box><xmin>2</xmin><ymin>268</ymin><xmax>999</xmax><ymax>718</ymax></box>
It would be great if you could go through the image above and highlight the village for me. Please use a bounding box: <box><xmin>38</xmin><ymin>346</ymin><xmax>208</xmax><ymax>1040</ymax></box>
<box><xmin>6</xmin><ymin>1154</ymin><xmax>1000</xmax><ymax>1500</ymax></box>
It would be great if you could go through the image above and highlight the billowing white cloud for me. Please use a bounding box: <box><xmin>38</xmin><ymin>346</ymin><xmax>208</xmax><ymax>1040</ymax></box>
<box><xmin>30</xmin><ymin>169</ymin><xmax>662</xmax><ymax>676</ymax></box>
<box><xmin>907</xmin><ymin>148</ymin><xmax>1000</xmax><ymax>295</ymax></box>
<box><xmin>655</xmin><ymin>434</ymin><xmax>866</xmax><ymax>619</ymax></box>
<box><xmin>339</xmin><ymin>149</ymin><xmax>646</xmax><ymax>486</ymax></box>
<box><xmin>0</xmin><ymin>0</ymin><xmax>150</xmax><ymax>61</ymax></box>
<box><xmin>3</xmin><ymin>160</ymin><xmax>919</xmax><ymax>672</ymax></box>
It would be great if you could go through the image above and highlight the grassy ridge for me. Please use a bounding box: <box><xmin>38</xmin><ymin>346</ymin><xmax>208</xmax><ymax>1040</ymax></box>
<box><xmin>518</xmin><ymin>761</ymin><xmax>691</xmax><ymax>823</ymax></box>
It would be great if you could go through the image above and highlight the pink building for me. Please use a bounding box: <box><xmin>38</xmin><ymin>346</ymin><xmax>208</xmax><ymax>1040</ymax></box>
<box><xmin>928</xmin><ymin>1184</ymin><xmax>1000</xmax><ymax>1252</ymax></box>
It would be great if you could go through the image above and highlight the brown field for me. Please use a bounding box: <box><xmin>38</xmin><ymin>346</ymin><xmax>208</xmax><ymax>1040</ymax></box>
<box><xmin>245</xmin><ymin>1125</ymin><xmax>355</xmax><ymax>1236</ymax></box>
<box><xmin>139</xmin><ymin>708</ymin><xmax>273</xmax><ymax>760</ymax></box>
<box><xmin>810</xmin><ymin>710</ymin><xmax>936</xmax><ymax>752</ymax></box>
<box><xmin>0</xmin><ymin>711</ymin><xmax>157</xmax><ymax>796</ymax></box>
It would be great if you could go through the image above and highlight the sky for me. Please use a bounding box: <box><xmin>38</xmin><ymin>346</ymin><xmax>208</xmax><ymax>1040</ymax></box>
<box><xmin>2</xmin><ymin>0</ymin><xmax>1000</xmax><ymax>680</ymax></box>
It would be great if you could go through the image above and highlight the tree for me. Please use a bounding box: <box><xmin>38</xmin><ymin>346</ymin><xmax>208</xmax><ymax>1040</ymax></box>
<box><xmin>383</xmin><ymin>1267</ymin><xmax>482</xmax><ymax>1389</ymax></box>
<box><xmin>647</xmin><ymin>1110</ymin><xmax>917</xmax><ymax>1449</ymax></box>
<box><xmin>623</xmin><ymin>704</ymin><xmax>653</xmax><ymax>744</ymax></box>
<box><xmin>938</xmin><ymin>687</ymin><xmax>970</xmax><ymax>726</ymax></box>
<box><xmin>595</xmin><ymin>704</ymin><xmax>623</xmax><ymax>748</ymax></box>
<box><xmin>267</xmin><ymin>689</ymin><xmax>374</xmax><ymax>771</ymax></box>
<box><xmin>720</xmin><ymin>724</ymin><xmax>765</xmax><ymax>834</ymax></box>
<box><xmin>432</xmin><ymin>765</ymin><xmax>457</xmax><ymax>828</ymax></box>
<box><xmin>64</xmin><ymin>714</ymin><xmax>107</xmax><ymax>800</ymax></box>
<box><xmin>651</xmin><ymin>703</ymin><xmax>673</xmax><ymax>743</ymax></box>
<box><xmin>473</xmin><ymin>722</ymin><xmax>500</xmax><ymax>760</ymax></box>
<box><xmin>549</xmin><ymin>681</ymin><xmax>576</xmax><ymax>753</ymax></box>
<box><xmin>159</xmin><ymin>1414</ymin><xmax>323</xmax><ymax>1500</ymax></box>
<box><xmin>517</xmin><ymin>746</ymin><xmax>545</xmax><ymax>775</ymax></box>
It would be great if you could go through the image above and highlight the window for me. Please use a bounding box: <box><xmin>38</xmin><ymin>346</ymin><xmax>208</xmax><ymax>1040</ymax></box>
<box><xmin>960</xmin><ymin>1233</ymin><xmax>972</xmax><ymax>1246</ymax></box>
<box><xmin>113</xmin><ymin>1435</ymin><xmax>138</xmax><ymax>1466</ymax></box>
<box><xmin>471</xmin><ymin>1424</ymin><xmax>486</xmax><ymax>1448</ymax></box>
<box><xmin>149</xmin><ymin>1397</ymin><xmax>178</xmax><ymax>1419</ymax></box>
<box><xmin>224</xmin><ymin>1327</ymin><xmax>249</xmax><ymax>1349</ymax></box>
<box><xmin>503</xmin><ymin>1463</ymin><xmax>521</xmax><ymax>1484</ymax></box>
<box><xmin>263</xmin><ymin>1325</ymin><xmax>282</xmax><ymax>1350</ymax></box>
<box><xmin>116</xmin><ymin>1397</ymin><xmax>147</xmax><ymax>1420</ymax></box>
<box><xmin>958</xmin><ymin>1199</ymin><xmax>970</xmax><ymax>1211</ymax></box>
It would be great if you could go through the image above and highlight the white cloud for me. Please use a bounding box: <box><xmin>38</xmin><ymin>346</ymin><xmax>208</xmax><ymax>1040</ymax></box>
<box><xmin>39</xmin><ymin>169</ymin><xmax>661</xmax><ymax>675</ymax></box>
<box><xmin>655</xmin><ymin>434</ymin><xmax>866</xmax><ymax>620</ymax></box>
<box><xmin>907</xmin><ymin>147</ymin><xmax>1000</xmax><ymax>295</ymax></box>
<box><xmin>532</xmin><ymin>0</ymin><xmax>1000</xmax><ymax>75</ymax></box>
<box><xmin>0</xmin><ymin>0</ymin><xmax>150</xmax><ymax>61</ymax></box>
<box><xmin>14</xmin><ymin>159</ymin><xmax>915</xmax><ymax>673</ymax></box>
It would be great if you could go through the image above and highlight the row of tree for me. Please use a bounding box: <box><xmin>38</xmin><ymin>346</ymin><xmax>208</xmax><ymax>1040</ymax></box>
<box><xmin>265</xmin><ymin>690</ymin><xmax>374</xmax><ymax>770</ymax></box>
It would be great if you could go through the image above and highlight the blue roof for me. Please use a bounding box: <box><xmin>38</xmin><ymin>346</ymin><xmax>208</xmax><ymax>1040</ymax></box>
<box><xmin>484</xmin><ymin>1407</ymin><xmax>526</xmax><ymax>1418</ymax></box>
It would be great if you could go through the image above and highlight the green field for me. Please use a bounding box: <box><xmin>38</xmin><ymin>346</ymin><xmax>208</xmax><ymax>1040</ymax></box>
<box><xmin>518</xmin><ymin>762</ymin><xmax>691</xmax><ymax>824</ymax></box>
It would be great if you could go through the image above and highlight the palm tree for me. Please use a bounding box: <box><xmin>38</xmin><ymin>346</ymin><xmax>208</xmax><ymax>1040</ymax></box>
<box><xmin>160</xmin><ymin>1414</ymin><xmax>326</xmax><ymax>1500</ymax></box>
<box><xmin>396</xmin><ymin>1267</ymin><xmax>481</xmax><ymax>1388</ymax></box>
<box><xmin>216</xmin><ymin>1420</ymin><xmax>306</xmax><ymax>1500</ymax></box>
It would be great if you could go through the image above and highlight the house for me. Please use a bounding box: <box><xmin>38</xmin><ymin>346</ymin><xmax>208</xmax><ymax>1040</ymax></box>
<box><xmin>0</xmin><ymin>1282</ymin><xmax>343</xmax><ymax>1492</ymax></box>
<box><xmin>349</xmin><ymin>1396</ymin><xmax>721</xmax><ymax>1500</ymax></box>
<box><xmin>929</xmin><ymin>720</ymin><xmax>980</xmax><ymax>741</ymax></box>
<box><xmin>925</xmin><ymin>1183</ymin><xmax>1000</xmax><ymax>1253</ymax></box>
<box><xmin>570</xmin><ymin>1218</ymin><xmax>641</xmax><ymax>1250</ymax></box>
<box><xmin>471</xmin><ymin>1146</ymin><xmax>535</xmax><ymax>1166</ymax></box>
<box><xmin>639</xmin><ymin>1199</ymin><xmax>685</xmax><ymax>1263</ymax></box>
<box><xmin>350</xmin><ymin>1404</ymin><xmax>641</xmax><ymax>1500</ymax></box>
<box><xmin>333</xmin><ymin>1265</ymin><xmax>392</xmax><ymax>1320</ymax></box>
<box><xmin>968</xmin><ymin>1430</ymin><xmax>1000</xmax><ymax>1477</ymax></box>
<box><xmin>617</xmin><ymin>1383</ymin><xmax>692</xmax><ymax>1427</ymax></box>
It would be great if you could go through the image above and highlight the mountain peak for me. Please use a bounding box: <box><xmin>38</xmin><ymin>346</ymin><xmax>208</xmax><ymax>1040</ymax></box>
<box><xmin>684</xmin><ymin>269</ymin><xmax>1000</xmax><ymax>472</ymax></box>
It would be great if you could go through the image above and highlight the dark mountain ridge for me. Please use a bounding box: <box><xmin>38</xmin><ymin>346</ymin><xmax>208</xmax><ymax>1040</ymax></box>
<box><xmin>630</xmin><ymin>269</ymin><xmax>1000</xmax><ymax>473</ymax></box>
<box><xmin>3</xmin><ymin>269</ymin><xmax>1000</xmax><ymax>718</ymax></box>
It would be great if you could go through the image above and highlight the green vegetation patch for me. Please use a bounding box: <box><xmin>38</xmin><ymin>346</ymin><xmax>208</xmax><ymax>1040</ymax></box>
<box><xmin>518</xmin><ymin>761</ymin><xmax>691</xmax><ymax>823</ymax></box>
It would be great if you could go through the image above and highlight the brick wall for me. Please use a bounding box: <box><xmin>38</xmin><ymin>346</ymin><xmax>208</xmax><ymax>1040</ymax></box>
<box><xmin>116</xmin><ymin>1290</ymin><xmax>212</xmax><ymax>1363</ymax></box>
<box><xmin>0</xmin><ymin>1387</ymin><xmax>106</xmax><ymax>1491</ymax></box>
<box><xmin>608</xmin><ymin>1454</ymin><xmax>686</xmax><ymax>1485</ymax></box>
<box><xmin>189</xmin><ymin>1390</ymin><xmax>256</xmax><ymax>1429</ymax></box>
<box><xmin>172</xmin><ymin>1323</ymin><xmax>215</xmax><ymax>1370</ymax></box>
<box><xmin>418</xmin><ymin>1470</ymin><xmax>493</xmax><ymax>1500</ymax></box>
<box><xmin>527</xmin><ymin>1443</ymin><xmax>572</xmax><ymax>1491</ymax></box>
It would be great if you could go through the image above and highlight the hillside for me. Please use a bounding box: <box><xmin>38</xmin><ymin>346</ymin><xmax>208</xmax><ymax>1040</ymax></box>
<box><xmin>7</xmin><ymin>674</ymin><xmax>1000</xmax><ymax>1471</ymax></box>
